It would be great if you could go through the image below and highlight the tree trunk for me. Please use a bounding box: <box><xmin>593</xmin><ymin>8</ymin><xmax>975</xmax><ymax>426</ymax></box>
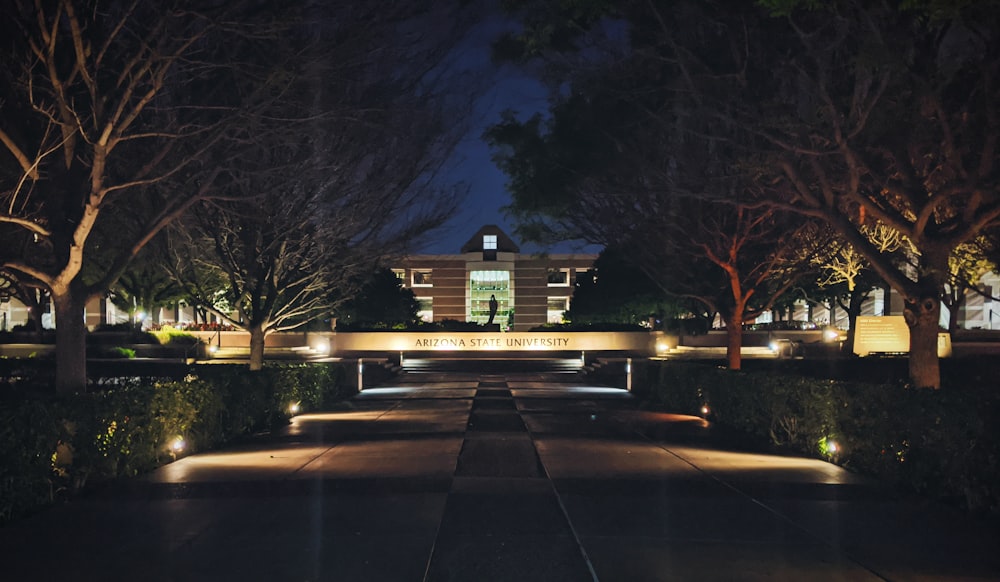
<box><xmin>53</xmin><ymin>291</ymin><xmax>89</xmax><ymax>394</ymax></box>
<box><xmin>249</xmin><ymin>325</ymin><xmax>266</xmax><ymax>371</ymax></box>
<box><xmin>843</xmin><ymin>288</ymin><xmax>867</xmax><ymax>355</ymax></box>
<box><xmin>947</xmin><ymin>291</ymin><xmax>964</xmax><ymax>334</ymax></box>
<box><xmin>725</xmin><ymin>313</ymin><xmax>743</xmax><ymax>370</ymax></box>
<box><xmin>904</xmin><ymin>294</ymin><xmax>941</xmax><ymax>389</ymax></box>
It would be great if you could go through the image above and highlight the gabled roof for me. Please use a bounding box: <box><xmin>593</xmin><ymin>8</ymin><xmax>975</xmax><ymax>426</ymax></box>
<box><xmin>460</xmin><ymin>225</ymin><xmax>520</xmax><ymax>253</ymax></box>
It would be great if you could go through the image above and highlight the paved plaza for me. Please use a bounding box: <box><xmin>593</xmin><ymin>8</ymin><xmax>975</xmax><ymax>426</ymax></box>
<box><xmin>1</xmin><ymin>363</ymin><xmax>998</xmax><ymax>581</ymax></box>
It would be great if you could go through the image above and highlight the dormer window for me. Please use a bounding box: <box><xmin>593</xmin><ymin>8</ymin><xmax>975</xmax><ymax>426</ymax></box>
<box><xmin>483</xmin><ymin>234</ymin><xmax>497</xmax><ymax>250</ymax></box>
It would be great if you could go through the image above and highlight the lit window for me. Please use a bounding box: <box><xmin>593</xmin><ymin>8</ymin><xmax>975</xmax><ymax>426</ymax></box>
<box><xmin>469</xmin><ymin>270</ymin><xmax>511</xmax><ymax>326</ymax></box>
<box><xmin>417</xmin><ymin>298</ymin><xmax>433</xmax><ymax>322</ymax></box>
<box><xmin>412</xmin><ymin>270</ymin><xmax>433</xmax><ymax>287</ymax></box>
<box><xmin>547</xmin><ymin>268</ymin><xmax>570</xmax><ymax>286</ymax></box>
<box><xmin>547</xmin><ymin>297</ymin><xmax>569</xmax><ymax>323</ymax></box>
<box><xmin>483</xmin><ymin>234</ymin><xmax>497</xmax><ymax>250</ymax></box>
<box><xmin>391</xmin><ymin>269</ymin><xmax>405</xmax><ymax>283</ymax></box>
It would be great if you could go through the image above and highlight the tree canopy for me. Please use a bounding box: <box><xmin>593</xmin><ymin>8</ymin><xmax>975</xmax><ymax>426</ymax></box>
<box><xmin>492</xmin><ymin>0</ymin><xmax>1000</xmax><ymax>387</ymax></box>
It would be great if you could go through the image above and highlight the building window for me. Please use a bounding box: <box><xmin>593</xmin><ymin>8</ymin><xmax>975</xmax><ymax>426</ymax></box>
<box><xmin>417</xmin><ymin>298</ymin><xmax>433</xmax><ymax>323</ymax></box>
<box><xmin>547</xmin><ymin>297</ymin><xmax>569</xmax><ymax>324</ymax></box>
<box><xmin>391</xmin><ymin>269</ymin><xmax>405</xmax><ymax>283</ymax></box>
<box><xmin>469</xmin><ymin>270</ymin><xmax>512</xmax><ymax>327</ymax></box>
<box><xmin>412</xmin><ymin>269</ymin><xmax>433</xmax><ymax>287</ymax></box>
<box><xmin>483</xmin><ymin>234</ymin><xmax>497</xmax><ymax>250</ymax></box>
<box><xmin>547</xmin><ymin>268</ymin><xmax>570</xmax><ymax>286</ymax></box>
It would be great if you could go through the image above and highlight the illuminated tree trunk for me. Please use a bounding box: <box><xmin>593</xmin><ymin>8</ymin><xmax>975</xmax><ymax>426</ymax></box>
<box><xmin>904</xmin><ymin>278</ymin><xmax>943</xmax><ymax>389</ymax></box>
<box><xmin>840</xmin><ymin>287</ymin><xmax>868</xmax><ymax>355</ymax></box>
<box><xmin>52</xmin><ymin>290</ymin><xmax>88</xmax><ymax>394</ymax></box>
<box><xmin>248</xmin><ymin>325</ymin><xmax>266</xmax><ymax>372</ymax></box>
<box><xmin>724</xmin><ymin>311</ymin><xmax>743</xmax><ymax>370</ymax></box>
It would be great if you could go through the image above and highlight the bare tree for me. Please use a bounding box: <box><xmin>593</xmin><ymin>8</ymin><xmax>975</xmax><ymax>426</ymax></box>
<box><xmin>0</xmin><ymin>1</ymin><xmax>288</xmax><ymax>392</ymax></box>
<box><xmin>162</xmin><ymin>2</ymin><xmax>475</xmax><ymax>370</ymax></box>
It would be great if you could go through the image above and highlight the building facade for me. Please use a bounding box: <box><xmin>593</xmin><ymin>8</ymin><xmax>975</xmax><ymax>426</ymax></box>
<box><xmin>392</xmin><ymin>225</ymin><xmax>597</xmax><ymax>331</ymax></box>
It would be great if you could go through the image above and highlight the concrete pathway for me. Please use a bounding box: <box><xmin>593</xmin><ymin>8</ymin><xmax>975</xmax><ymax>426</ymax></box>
<box><xmin>1</xmin><ymin>368</ymin><xmax>998</xmax><ymax>581</ymax></box>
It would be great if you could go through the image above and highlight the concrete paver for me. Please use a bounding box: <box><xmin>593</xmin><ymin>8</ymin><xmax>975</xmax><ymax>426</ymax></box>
<box><xmin>1</xmin><ymin>363</ymin><xmax>998</xmax><ymax>581</ymax></box>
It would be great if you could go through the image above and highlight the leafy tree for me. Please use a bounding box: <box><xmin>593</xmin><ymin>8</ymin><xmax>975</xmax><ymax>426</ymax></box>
<box><xmin>944</xmin><ymin>238</ymin><xmax>996</xmax><ymax>333</ymax></box>
<box><xmin>109</xmin><ymin>261</ymin><xmax>187</xmax><ymax>329</ymax></box>
<box><xmin>496</xmin><ymin>0</ymin><xmax>1000</xmax><ymax>387</ymax></box>
<box><xmin>486</xmin><ymin>39</ymin><xmax>827</xmax><ymax>369</ymax></box>
<box><xmin>0</xmin><ymin>272</ymin><xmax>46</xmax><ymax>338</ymax></box>
<box><xmin>336</xmin><ymin>270</ymin><xmax>420</xmax><ymax>330</ymax></box>
<box><xmin>747</xmin><ymin>2</ymin><xmax>1000</xmax><ymax>387</ymax></box>
<box><xmin>566</xmin><ymin>248</ymin><xmax>686</xmax><ymax>326</ymax></box>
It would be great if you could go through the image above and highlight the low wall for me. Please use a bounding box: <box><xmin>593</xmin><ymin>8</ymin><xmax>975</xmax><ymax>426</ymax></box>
<box><xmin>677</xmin><ymin>330</ymin><xmax>827</xmax><ymax>347</ymax></box>
<box><xmin>332</xmin><ymin>331</ymin><xmax>657</xmax><ymax>355</ymax></box>
<box><xmin>188</xmin><ymin>331</ymin><xmax>333</xmax><ymax>351</ymax></box>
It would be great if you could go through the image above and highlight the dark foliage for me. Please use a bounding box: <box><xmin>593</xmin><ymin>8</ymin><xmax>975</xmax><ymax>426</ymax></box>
<box><xmin>633</xmin><ymin>360</ymin><xmax>1000</xmax><ymax>514</ymax></box>
<box><xmin>0</xmin><ymin>362</ymin><xmax>357</xmax><ymax>523</ymax></box>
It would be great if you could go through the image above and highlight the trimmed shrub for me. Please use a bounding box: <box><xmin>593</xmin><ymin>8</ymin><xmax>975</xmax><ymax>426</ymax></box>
<box><xmin>638</xmin><ymin>361</ymin><xmax>1000</xmax><ymax>514</ymax></box>
<box><xmin>0</xmin><ymin>361</ymin><xmax>359</xmax><ymax>524</ymax></box>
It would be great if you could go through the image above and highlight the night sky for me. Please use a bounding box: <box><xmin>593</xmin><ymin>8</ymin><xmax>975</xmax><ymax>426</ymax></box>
<box><xmin>414</xmin><ymin>13</ymin><xmax>601</xmax><ymax>257</ymax></box>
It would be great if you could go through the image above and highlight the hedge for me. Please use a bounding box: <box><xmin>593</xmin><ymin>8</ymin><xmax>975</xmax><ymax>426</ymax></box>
<box><xmin>0</xmin><ymin>362</ymin><xmax>357</xmax><ymax>524</ymax></box>
<box><xmin>633</xmin><ymin>361</ymin><xmax>1000</xmax><ymax>514</ymax></box>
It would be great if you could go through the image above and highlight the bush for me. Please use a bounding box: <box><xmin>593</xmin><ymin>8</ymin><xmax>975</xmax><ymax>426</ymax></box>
<box><xmin>150</xmin><ymin>326</ymin><xmax>200</xmax><ymax>346</ymax></box>
<box><xmin>106</xmin><ymin>347</ymin><xmax>136</xmax><ymax>359</ymax></box>
<box><xmin>0</xmin><ymin>361</ymin><xmax>359</xmax><ymax>524</ymax></box>
<box><xmin>637</xmin><ymin>361</ymin><xmax>1000</xmax><ymax>514</ymax></box>
<box><xmin>531</xmin><ymin>322</ymin><xmax>646</xmax><ymax>332</ymax></box>
<box><xmin>0</xmin><ymin>395</ymin><xmax>64</xmax><ymax>522</ymax></box>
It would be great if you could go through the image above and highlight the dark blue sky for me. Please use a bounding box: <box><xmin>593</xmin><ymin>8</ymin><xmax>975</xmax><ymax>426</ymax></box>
<box><xmin>414</xmin><ymin>13</ymin><xmax>601</xmax><ymax>257</ymax></box>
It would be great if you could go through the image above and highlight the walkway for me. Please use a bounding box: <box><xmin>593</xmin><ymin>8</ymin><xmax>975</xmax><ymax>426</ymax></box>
<box><xmin>1</xmin><ymin>366</ymin><xmax>998</xmax><ymax>581</ymax></box>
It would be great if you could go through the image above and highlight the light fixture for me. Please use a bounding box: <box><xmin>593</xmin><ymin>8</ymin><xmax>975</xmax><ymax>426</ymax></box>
<box><xmin>170</xmin><ymin>437</ymin><xmax>186</xmax><ymax>454</ymax></box>
<box><xmin>700</xmin><ymin>405</ymin><xmax>710</xmax><ymax>416</ymax></box>
<box><xmin>289</xmin><ymin>401</ymin><xmax>301</xmax><ymax>415</ymax></box>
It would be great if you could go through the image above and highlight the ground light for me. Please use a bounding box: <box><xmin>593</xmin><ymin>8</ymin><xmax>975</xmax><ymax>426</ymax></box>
<box><xmin>700</xmin><ymin>404</ymin><xmax>710</xmax><ymax>416</ymax></box>
<box><xmin>818</xmin><ymin>436</ymin><xmax>840</xmax><ymax>458</ymax></box>
<box><xmin>288</xmin><ymin>401</ymin><xmax>301</xmax><ymax>415</ymax></box>
<box><xmin>168</xmin><ymin>436</ymin><xmax>187</xmax><ymax>460</ymax></box>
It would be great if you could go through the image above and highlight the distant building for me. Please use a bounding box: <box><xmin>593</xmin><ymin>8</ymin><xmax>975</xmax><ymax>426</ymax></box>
<box><xmin>392</xmin><ymin>225</ymin><xmax>597</xmax><ymax>331</ymax></box>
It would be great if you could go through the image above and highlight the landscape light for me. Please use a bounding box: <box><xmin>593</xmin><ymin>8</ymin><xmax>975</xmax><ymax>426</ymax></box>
<box><xmin>700</xmin><ymin>405</ymin><xmax>710</xmax><ymax>416</ymax></box>
<box><xmin>824</xmin><ymin>328</ymin><xmax>840</xmax><ymax>342</ymax></box>
<box><xmin>208</xmin><ymin>344</ymin><xmax>218</xmax><ymax>354</ymax></box>
<box><xmin>289</xmin><ymin>401</ymin><xmax>301</xmax><ymax>415</ymax></box>
<box><xmin>170</xmin><ymin>437</ymin><xmax>186</xmax><ymax>454</ymax></box>
<box><xmin>819</xmin><ymin>436</ymin><xmax>840</xmax><ymax>457</ymax></box>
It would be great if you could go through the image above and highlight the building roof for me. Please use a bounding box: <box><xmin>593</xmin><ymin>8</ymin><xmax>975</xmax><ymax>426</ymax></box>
<box><xmin>460</xmin><ymin>225</ymin><xmax>520</xmax><ymax>254</ymax></box>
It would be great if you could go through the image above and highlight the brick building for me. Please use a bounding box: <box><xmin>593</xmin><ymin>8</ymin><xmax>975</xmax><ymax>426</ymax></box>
<box><xmin>392</xmin><ymin>225</ymin><xmax>597</xmax><ymax>330</ymax></box>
